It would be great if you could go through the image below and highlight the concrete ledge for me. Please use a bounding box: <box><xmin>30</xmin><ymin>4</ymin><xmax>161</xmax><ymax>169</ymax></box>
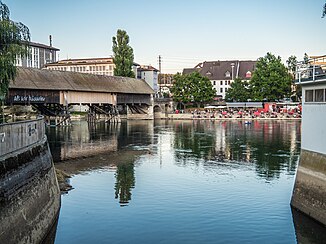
<box><xmin>291</xmin><ymin>149</ymin><xmax>326</xmax><ymax>226</ymax></box>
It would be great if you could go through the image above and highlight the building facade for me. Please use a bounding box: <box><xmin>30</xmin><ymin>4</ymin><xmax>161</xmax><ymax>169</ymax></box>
<box><xmin>44</xmin><ymin>57</ymin><xmax>115</xmax><ymax>76</ymax></box>
<box><xmin>15</xmin><ymin>41</ymin><xmax>59</xmax><ymax>69</ymax></box>
<box><xmin>137</xmin><ymin>65</ymin><xmax>159</xmax><ymax>94</ymax></box>
<box><xmin>158</xmin><ymin>73</ymin><xmax>174</xmax><ymax>97</ymax></box>
<box><xmin>183</xmin><ymin>60</ymin><xmax>256</xmax><ymax>99</ymax></box>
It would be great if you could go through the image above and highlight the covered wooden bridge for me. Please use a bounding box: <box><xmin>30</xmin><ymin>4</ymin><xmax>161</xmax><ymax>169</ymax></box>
<box><xmin>7</xmin><ymin>68</ymin><xmax>154</xmax><ymax>125</ymax></box>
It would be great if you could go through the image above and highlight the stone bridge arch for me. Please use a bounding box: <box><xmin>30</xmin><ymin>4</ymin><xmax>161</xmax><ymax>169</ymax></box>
<box><xmin>153</xmin><ymin>98</ymin><xmax>174</xmax><ymax>119</ymax></box>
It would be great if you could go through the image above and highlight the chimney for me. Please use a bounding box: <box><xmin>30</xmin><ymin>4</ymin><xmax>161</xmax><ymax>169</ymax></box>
<box><xmin>49</xmin><ymin>35</ymin><xmax>52</xmax><ymax>47</ymax></box>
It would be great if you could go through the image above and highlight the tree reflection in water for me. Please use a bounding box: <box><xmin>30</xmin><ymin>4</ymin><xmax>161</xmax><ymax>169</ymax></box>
<box><xmin>114</xmin><ymin>162</ymin><xmax>135</xmax><ymax>206</ymax></box>
<box><xmin>173</xmin><ymin>120</ymin><xmax>301</xmax><ymax>181</ymax></box>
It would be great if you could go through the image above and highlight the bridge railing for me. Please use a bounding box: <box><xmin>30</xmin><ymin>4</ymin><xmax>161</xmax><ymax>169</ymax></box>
<box><xmin>0</xmin><ymin>117</ymin><xmax>45</xmax><ymax>157</ymax></box>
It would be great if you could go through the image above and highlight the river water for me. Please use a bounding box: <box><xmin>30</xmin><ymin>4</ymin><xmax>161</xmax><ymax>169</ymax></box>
<box><xmin>46</xmin><ymin>120</ymin><xmax>326</xmax><ymax>244</ymax></box>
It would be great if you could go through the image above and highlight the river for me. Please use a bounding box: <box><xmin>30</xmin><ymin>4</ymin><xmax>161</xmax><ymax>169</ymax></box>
<box><xmin>46</xmin><ymin>120</ymin><xmax>325</xmax><ymax>244</ymax></box>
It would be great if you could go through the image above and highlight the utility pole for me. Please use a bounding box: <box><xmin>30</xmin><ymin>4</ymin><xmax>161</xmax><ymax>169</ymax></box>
<box><xmin>158</xmin><ymin>55</ymin><xmax>162</xmax><ymax>97</ymax></box>
<box><xmin>158</xmin><ymin>55</ymin><xmax>162</xmax><ymax>73</ymax></box>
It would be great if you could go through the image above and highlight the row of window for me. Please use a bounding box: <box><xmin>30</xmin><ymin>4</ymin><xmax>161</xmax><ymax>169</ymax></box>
<box><xmin>213</xmin><ymin>80</ymin><xmax>231</xmax><ymax>86</ymax></box>
<box><xmin>219</xmin><ymin>87</ymin><xmax>228</xmax><ymax>93</ymax></box>
<box><xmin>48</xmin><ymin>67</ymin><xmax>114</xmax><ymax>76</ymax></box>
<box><xmin>305</xmin><ymin>89</ymin><xmax>326</xmax><ymax>102</ymax></box>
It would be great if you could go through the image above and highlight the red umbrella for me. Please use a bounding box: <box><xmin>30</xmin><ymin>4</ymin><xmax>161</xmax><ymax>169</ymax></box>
<box><xmin>222</xmin><ymin>111</ymin><xmax>227</xmax><ymax>115</ymax></box>
<box><xmin>238</xmin><ymin>111</ymin><xmax>242</xmax><ymax>115</ymax></box>
<box><xmin>254</xmin><ymin>111</ymin><xmax>260</xmax><ymax>116</ymax></box>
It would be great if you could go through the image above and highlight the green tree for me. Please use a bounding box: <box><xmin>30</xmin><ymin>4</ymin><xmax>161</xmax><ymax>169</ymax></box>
<box><xmin>225</xmin><ymin>78</ymin><xmax>251</xmax><ymax>102</ymax></box>
<box><xmin>322</xmin><ymin>1</ymin><xmax>326</xmax><ymax>18</ymax></box>
<box><xmin>0</xmin><ymin>1</ymin><xmax>30</xmax><ymax>99</ymax></box>
<box><xmin>112</xmin><ymin>29</ymin><xmax>135</xmax><ymax>78</ymax></box>
<box><xmin>171</xmin><ymin>72</ymin><xmax>216</xmax><ymax>107</ymax></box>
<box><xmin>286</xmin><ymin>55</ymin><xmax>297</xmax><ymax>75</ymax></box>
<box><xmin>250</xmin><ymin>52</ymin><xmax>292</xmax><ymax>101</ymax></box>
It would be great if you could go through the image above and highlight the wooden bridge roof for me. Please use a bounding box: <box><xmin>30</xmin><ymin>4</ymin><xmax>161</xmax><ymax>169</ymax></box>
<box><xmin>10</xmin><ymin>68</ymin><xmax>154</xmax><ymax>94</ymax></box>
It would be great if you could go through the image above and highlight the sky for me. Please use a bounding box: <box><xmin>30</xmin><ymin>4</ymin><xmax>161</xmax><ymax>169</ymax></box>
<box><xmin>5</xmin><ymin>0</ymin><xmax>326</xmax><ymax>73</ymax></box>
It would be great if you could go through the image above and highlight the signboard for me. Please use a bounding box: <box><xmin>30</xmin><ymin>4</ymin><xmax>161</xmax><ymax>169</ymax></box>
<box><xmin>7</xmin><ymin>89</ymin><xmax>60</xmax><ymax>104</ymax></box>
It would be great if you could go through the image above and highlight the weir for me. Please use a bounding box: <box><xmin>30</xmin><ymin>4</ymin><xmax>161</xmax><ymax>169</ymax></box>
<box><xmin>0</xmin><ymin>118</ymin><xmax>60</xmax><ymax>244</ymax></box>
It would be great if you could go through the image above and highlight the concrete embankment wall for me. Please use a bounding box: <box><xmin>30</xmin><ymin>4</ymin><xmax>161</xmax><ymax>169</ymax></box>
<box><xmin>0</xmin><ymin>119</ymin><xmax>60</xmax><ymax>244</ymax></box>
<box><xmin>291</xmin><ymin>149</ymin><xmax>326</xmax><ymax>226</ymax></box>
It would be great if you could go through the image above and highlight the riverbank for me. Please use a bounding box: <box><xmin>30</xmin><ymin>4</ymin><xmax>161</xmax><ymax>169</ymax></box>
<box><xmin>164</xmin><ymin>113</ymin><xmax>301</xmax><ymax>120</ymax></box>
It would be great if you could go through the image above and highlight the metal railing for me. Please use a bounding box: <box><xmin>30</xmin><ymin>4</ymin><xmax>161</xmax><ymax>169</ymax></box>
<box><xmin>295</xmin><ymin>56</ymin><xmax>326</xmax><ymax>83</ymax></box>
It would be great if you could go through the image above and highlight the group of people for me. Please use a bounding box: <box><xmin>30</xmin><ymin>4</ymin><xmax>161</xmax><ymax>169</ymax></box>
<box><xmin>189</xmin><ymin>108</ymin><xmax>301</xmax><ymax>119</ymax></box>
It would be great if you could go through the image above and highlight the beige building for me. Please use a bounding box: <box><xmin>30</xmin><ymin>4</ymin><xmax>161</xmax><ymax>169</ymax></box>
<box><xmin>44</xmin><ymin>57</ymin><xmax>115</xmax><ymax>76</ymax></box>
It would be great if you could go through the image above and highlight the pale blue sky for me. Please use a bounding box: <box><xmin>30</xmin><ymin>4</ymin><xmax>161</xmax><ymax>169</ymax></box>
<box><xmin>5</xmin><ymin>0</ymin><xmax>326</xmax><ymax>73</ymax></box>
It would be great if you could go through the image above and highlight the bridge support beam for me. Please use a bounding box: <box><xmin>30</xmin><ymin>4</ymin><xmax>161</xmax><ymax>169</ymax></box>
<box><xmin>88</xmin><ymin>104</ymin><xmax>121</xmax><ymax>124</ymax></box>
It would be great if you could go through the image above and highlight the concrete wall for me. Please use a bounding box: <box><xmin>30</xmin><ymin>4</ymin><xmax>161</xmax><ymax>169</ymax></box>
<box><xmin>0</xmin><ymin>117</ymin><xmax>45</xmax><ymax>157</ymax></box>
<box><xmin>0</xmin><ymin>119</ymin><xmax>60</xmax><ymax>243</ymax></box>
<box><xmin>291</xmin><ymin>149</ymin><xmax>326</xmax><ymax>226</ymax></box>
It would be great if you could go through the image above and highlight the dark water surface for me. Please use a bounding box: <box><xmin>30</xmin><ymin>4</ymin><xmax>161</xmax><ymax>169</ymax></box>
<box><xmin>47</xmin><ymin>120</ymin><xmax>325</xmax><ymax>244</ymax></box>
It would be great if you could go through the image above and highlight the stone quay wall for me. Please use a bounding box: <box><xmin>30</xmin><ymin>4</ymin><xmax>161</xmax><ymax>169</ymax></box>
<box><xmin>0</xmin><ymin>119</ymin><xmax>61</xmax><ymax>244</ymax></box>
<box><xmin>291</xmin><ymin>149</ymin><xmax>326</xmax><ymax>226</ymax></box>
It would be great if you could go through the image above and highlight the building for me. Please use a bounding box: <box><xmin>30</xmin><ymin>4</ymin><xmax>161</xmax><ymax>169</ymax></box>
<box><xmin>137</xmin><ymin>65</ymin><xmax>159</xmax><ymax>94</ymax></box>
<box><xmin>183</xmin><ymin>60</ymin><xmax>256</xmax><ymax>99</ymax></box>
<box><xmin>158</xmin><ymin>73</ymin><xmax>174</xmax><ymax>97</ymax></box>
<box><xmin>15</xmin><ymin>41</ymin><xmax>59</xmax><ymax>69</ymax></box>
<box><xmin>291</xmin><ymin>59</ymin><xmax>326</xmax><ymax>226</ymax></box>
<box><xmin>44</xmin><ymin>57</ymin><xmax>115</xmax><ymax>76</ymax></box>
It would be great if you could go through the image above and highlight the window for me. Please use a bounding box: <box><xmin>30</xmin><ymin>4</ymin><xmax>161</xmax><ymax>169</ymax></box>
<box><xmin>220</xmin><ymin>80</ymin><xmax>223</xmax><ymax>85</ymax></box>
<box><xmin>305</xmin><ymin>90</ymin><xmax>313</xmax><ymax>102</ymax></box>
<box><xmin>225</xmin><ymin>80</ymin><xmax>227</xmax><ymax>85</ymax></box>
<box><xmin>228</xmin><ymin>80</ymin><xmax>231</xmax><ymax>85</ymax></box>
<box><xmin>246</xmin><ymin>71</ymin><xmax>252</xmax><ymax>78</ymax></box>
<box><xmin>33</xmin><ymin>47</ymin><xmax>39</xmax><ymax>68</ymax></box>
<box><xmin>225</xmin><ymin>88</ymin><xmax>228</xmax><ymax>92</ymax></box>
<box><xmin>213</xmin><ymin>81</ymin><xmax>216</xmax><ymax>86</ymax></box>
<box><xmin>315</xmin><ymin>89</ymin><xmax>324</xmax><ymax>102</ymax></box>
<box><xmin>225</xmin><ymin>71</ymin><xmax>231</xmax><ymax>78</ymax></box>
<box><xmin>220</xmin><ymin>88</ymin><xmax>223</xmax><ymax>93</ymax></box>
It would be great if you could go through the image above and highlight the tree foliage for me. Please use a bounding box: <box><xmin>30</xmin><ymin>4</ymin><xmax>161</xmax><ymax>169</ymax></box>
<box><xmin>0</xmin><ymin>1</ymin><xmax>30</xmax><ymax>98</ymax></box>
<box><xmin>322</xmin><ymin>1</ymin><xmax>326</xmax><ymax>18</ymax></box>
<box><xmin>225</xmin><ymin>78</ymin><xmax>250</xmax><ymax>102</ymax></box>
<box><xmin>249</xmin><ymin>52</ymin><xmax>292</xmax><ymax>101</ymax></box>
<box><xmin>286</xmin><ymin>55</ymin><xmax>297</xmax><ymax>75</ymax></box>
<box><xmin>112</xmin><ymin>29</ymin><xmax>135</xmax><ymax>78</ymax></box>
<box><xmin>171</xmin><ymin>72</ymin><xmax>216</xmax><ymax>106</ymax></box>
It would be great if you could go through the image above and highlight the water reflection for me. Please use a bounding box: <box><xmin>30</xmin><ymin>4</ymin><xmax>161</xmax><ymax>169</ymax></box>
<box><xmin>291</xmin><ymin>207</ymin><xmax>326</xmax><ymax>244</ymax></box>
<box><xmin>47</xmin><ymin>120</ymin><xmax>155</xmax><ymax>162</ymax></box>
<box><xmin>114</xmin><ymin>162</ymin><xmax>135</xmax><ymax>206</ymax></box>
<box><xmin>172</xmin><ymin>120</ymin><xmax>301</xmax><ymax>180</ymax></box>
<box><xmin>48</xmin><ymin>119</ymin><xmax>326</xmax><ymax>243</ymax></box>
